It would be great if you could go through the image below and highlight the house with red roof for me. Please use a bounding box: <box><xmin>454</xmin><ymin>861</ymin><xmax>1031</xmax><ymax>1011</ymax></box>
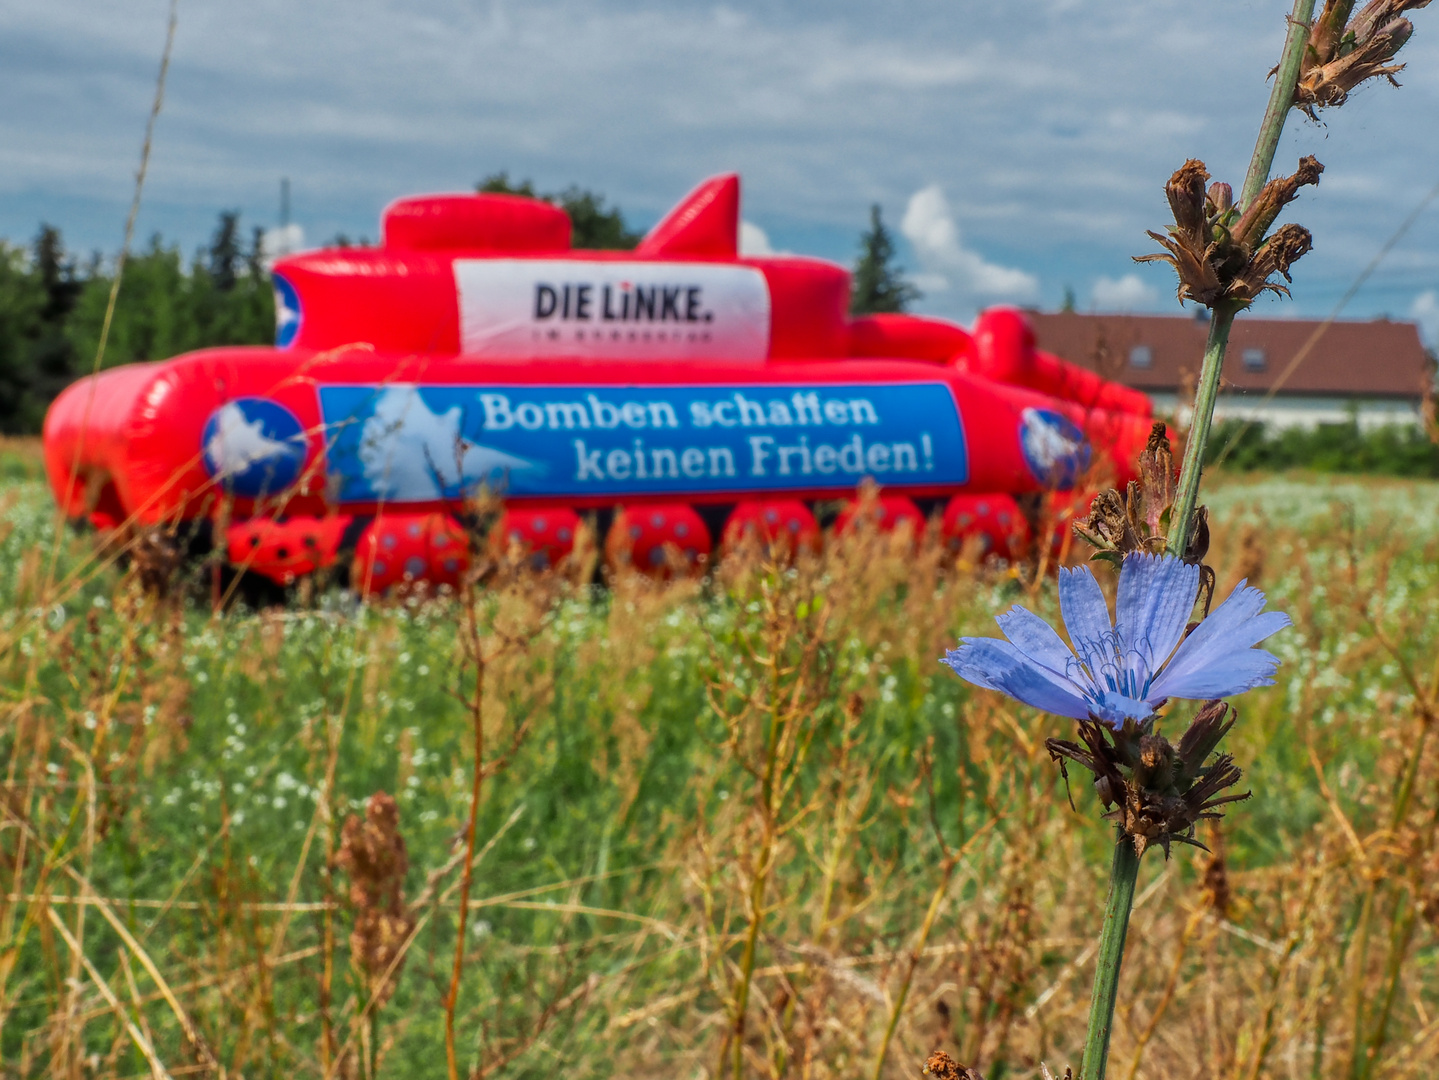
<box><xmin>1027</xmin><ymin>310</ymin><xmax>1432</xmax><ymax>429</ymax></box>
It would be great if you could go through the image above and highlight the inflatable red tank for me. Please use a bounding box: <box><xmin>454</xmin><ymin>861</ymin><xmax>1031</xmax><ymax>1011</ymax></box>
<box><xmin>42</xmin><ymin>173</ymin><xmax>1152</xmax><ymax>590</ymax></box>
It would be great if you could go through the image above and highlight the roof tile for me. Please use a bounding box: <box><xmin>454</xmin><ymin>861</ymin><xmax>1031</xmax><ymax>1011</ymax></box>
<box><xmin>1027</xmin><ymin>311</ymin><xmax>1429</xmax><ymax>399</ymax></box>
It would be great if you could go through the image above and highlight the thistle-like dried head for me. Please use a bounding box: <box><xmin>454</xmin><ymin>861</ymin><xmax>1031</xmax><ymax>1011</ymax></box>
<box><xmin>1231</xmin><ymin>156</ymin><xmax>1324</xmax><ymax>249</ymax></box>
<box><xmin>923</xmin><ymin>1051</ymin><xmax>985</xmax><ymax>1080</ymax></box>
<box><xmin>1072</xmin><ymin>485</ymin><xmax>1147</xmax><ymax>563</ymax></box>
<box><xmin>1165</xmin><ymin>159</ymin><xmax>1212</xmax><ymax>244</ymax></box>
<box><xmin>1135</xmin><ymin>157</ymin><xmax>1321</xmax><ymax>311</ymax></box>
<box><xmin>1229</xmin><ymin>223</ymin><xmax>1314</xmax><ymax>302</ymax></box>
<box><xmin>1046</xmin><ymin>701</ymin><xmax>1250</xmax><ymax>858</ymax></box>
<box><xmin>1297</xmin><ymin>0</ymin><xmax>1430</xmax><ymax>115</ymax></box>
<box><xmin>337</xmin><ymin>791</ymin><xmax>416</xmax><ymax>1007</ymax></box>
<box><xmin>129</xmin><ymin>527</ymin><xmax>184</xmax><ymax>599</ymax></box>
<box><xmin>1137</xmin><ymin>423</ymin><xmax>1178</xmax><ymax>537</ymax></box>
<box><xmin>1073</xmin><ymin>422</ymin><xmax>1206</xmax><ymax>568</ymax></box>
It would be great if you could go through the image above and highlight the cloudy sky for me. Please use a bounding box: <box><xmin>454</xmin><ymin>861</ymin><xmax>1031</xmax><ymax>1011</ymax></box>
<box><xmin>4</xmin><ymin>0</ymin><xmax>1438</xmax><ymax>336</ymax></box>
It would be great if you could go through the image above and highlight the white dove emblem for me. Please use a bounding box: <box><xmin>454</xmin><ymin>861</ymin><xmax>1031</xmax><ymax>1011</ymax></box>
<box><xmin>204</xmin><ymin>402</ymin><xmax>303</xmax><ymax>478</ymax></box>
<box><xmin>357</xmin><ymin>385</ymin><xmax>536</xmax><ymax>501</ymax></box>
<box><xmin>1020</xmin><ymin>407</ymin><xmax>1087</xmax><ymax>481</ymax></box>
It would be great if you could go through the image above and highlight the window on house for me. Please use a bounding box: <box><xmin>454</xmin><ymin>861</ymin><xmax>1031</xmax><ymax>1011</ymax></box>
<box><xmin>1129</xmin><ymin>345</ymin><xmax>1153</xmax><ymax>369</ymax></box>
<box><xmin>1243</xmin><ymin>348</ymin><xmax>1267</xmax><ymax>372</ymax></box>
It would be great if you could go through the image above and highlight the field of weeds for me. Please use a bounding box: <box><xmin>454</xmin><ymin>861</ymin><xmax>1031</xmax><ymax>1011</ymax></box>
<box><xmin>2</xmin><ymin>439</ymin><xmax>1439</xmax><ymax>1080</ymax></box>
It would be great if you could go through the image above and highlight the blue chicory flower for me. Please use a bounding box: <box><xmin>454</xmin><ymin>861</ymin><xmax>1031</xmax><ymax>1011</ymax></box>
<box><xmin>943</xmin><ymin>553</ymin><xmax>1289</xmax><ymax>728</ymax></box>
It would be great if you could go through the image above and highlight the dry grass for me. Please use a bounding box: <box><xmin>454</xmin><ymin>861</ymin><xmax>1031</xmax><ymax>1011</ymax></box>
<box><xmin>0</xmin><ymin>465</ymin><xmax>1438</xmax><ymax>1079</ymax></box>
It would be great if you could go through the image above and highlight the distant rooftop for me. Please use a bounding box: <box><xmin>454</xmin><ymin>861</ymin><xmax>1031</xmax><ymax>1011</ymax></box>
<box><xmin>1027</xmin><ymin>311</ymin><xmax>1431</xmax><ymax>400</ymax></box>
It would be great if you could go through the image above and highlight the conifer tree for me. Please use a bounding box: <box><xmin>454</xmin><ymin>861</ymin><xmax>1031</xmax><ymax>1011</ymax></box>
<box><xmin>476</xmin><ymin>173</ymin><xmax>639</xmax><ymax>249</ymax></box>
<box><xmin>0</xmin><ymin>243</ymin><xmax>44</xmax><ymax>432</ymax></box>
<box><xmin>207</xmin><ymin>211</ymin><xmax>242</xmax><ymax>292</ymax></box>
<box><xmin>28</xmin><ymin>225</ymin><xmax>82</xmax><ymax>413</ymax></box>
<box><xmin>850</xmin><ymin>204</ymin><xmax>919</xmax><ymax>315</ymax></box>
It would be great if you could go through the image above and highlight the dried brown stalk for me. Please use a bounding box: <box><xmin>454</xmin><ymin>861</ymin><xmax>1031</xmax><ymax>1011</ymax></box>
<box><xmin>336</xmin><ymin>792</ymin><xmax>414</xmax><ymax>1009</ymax></box>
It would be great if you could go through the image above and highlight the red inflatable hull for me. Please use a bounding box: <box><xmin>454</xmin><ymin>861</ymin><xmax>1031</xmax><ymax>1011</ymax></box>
<box><xmin>44</xmin><ymin>346</ymin><xmax>1150</xmax><ymax>527</ymax></box>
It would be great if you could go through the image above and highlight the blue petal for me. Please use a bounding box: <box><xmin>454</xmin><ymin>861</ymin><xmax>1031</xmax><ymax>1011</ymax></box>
<box><xmin>1089</xmin><ymin>692</ymin><xmax>1157</xmax><ymax>729</ymax></box>
<box><xmin>1057</xmin><ymin>564</ymin><xmax>1112</xmax><ymax>669</ymax></box>
<box><xmin>1148</xmin><ymin>646</ymin><xmax>1282</xmax><ymax>700</ymax></box>
<box><xmin>942</xmin><ymin>639</ymin><xmax>1093</xmax><ymax>719</ymax></box>
<box><xmin>995</xmin><ymin>605</ymin><xmax>1080</xmax><ymax>685</ymax></box>
<box><xmin>1115</xmin><ymin>554</ymin><xmax>1199</xmax><ymax>675</ymax></box>
<box><xmin>1145</xmin><ymin>578</ymin><xmax>1295</xmax><ymax>704</ymax></box>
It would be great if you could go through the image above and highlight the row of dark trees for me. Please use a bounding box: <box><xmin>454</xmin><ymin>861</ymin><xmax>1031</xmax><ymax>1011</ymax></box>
<box><xmin>0</xmin><ymin>189</ymin><xmax>918</xmax><ymax>434</ymax></box>
<box><xmin>0</xmin><ymin>213</ymin><xmax>275</xmax><ymax>433</ymax></box>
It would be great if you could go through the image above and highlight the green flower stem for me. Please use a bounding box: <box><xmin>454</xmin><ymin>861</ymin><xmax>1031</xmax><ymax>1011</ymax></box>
<box><xmin>1083</xmin><ymin>13</ymin><xmax>1320</xmax><ymax>1076</ymax></box>
<box><xmin>1079</xmin><ymin>836</ymin><xmax>1141</xmax><ymax>1080</ymax></box>
<box><xmin>1241</xmin><ymin>0</ymin><xmax>1319</xmax><ymax>210</ymax></box>
<box><xmin>1166</xmin><ymin>302</ymin><xmax>1237</xmax><ymax>554</ymax></box>
<box><xmin>1168</xmin><ymin>0</ymin><xmax>1317</xmax><ymax>554</ymax></box>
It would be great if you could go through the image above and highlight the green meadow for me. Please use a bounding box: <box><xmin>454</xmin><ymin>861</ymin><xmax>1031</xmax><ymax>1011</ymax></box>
<box><xmin>2</xmin><ymin>442</ymin><xmax>1438</xmax><ymax>1079</ymax></box>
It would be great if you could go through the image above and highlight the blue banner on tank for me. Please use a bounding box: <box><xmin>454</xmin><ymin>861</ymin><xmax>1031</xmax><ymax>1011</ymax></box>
<box><xmin>318</xmin><ymin>382</ymin><xmax>967</xmax><ymax>503</ymax></box>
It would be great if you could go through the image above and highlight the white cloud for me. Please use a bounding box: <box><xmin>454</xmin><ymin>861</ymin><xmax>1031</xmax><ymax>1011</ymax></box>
<box><xmin>1412</xmin><ymin>290</ymin><xmax>1439</xmax><ymax>345</ymax></box>
<box><xmin>260</xmin><ymin>223</ymin><xmax>305</xmax><ymax>268</ymax></box>
<box><xmin>2</xmin><ymin>0</ymin><xmax>1437</xmax><ymax>331</ymax></box>
<box><xmin>1091</xmin><ymin>272</ymin><xmax>1158</xmax><ymax>311</ymax></box>
<box><xmin>899</xmin><ymin>185</ymin><xmax>1038</xmax><ymax>304</ymax></box>
<box><xmin>910</xmin><ymin>272</ymin><xmax>952</xmax><ymax>296</ymax></box>
<box><xmin>738</xmin><ymin>219</ymin><xmax>774</xmax><ymax>256</ymax></box>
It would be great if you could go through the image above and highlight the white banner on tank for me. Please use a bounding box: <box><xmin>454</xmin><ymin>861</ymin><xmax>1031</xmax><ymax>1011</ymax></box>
<box><xmin>454</xmin><ymin>259</ymin><xmax>771</xmax><ymax>361</ymax></box>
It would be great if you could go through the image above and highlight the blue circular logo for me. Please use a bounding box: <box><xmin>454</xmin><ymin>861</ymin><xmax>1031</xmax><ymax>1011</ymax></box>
<box><xmin>1019</xmin><ymin>407</ymin><xmax>1092</xmax><ymax>488</ymax></box>
<box><xmin>273</xmin><ymin>273</ymin><xmax>301</xmax><ymax>347</ymax></box>
<box><xmin>202</xmin><ymin>398</ymin><xmax>307</xmax><ymax>497</ymax></box>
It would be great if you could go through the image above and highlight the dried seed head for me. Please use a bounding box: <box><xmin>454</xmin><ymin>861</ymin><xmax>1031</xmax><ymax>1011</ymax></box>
<box><xmin>1230</xmin><ymin>223</ymin><xmax>1315</xmax><ymax>303</ymax></box>
<box><xmin>923</xmin><ymin>1050</ymin><xmax>985</xmax><ymax>1080</ymax></box>
<box><xmin>1072</xmin><ymin>487</ymin><xmax>1142</xmax><ymax>562</ymax></box>
<box><xmin>1074</xmin><ymin>423</ymin><xmax>1212</xmax><ymax>579</ymax></box>
<box><xmin>1047</xmin><ymin>702</ymin><xmax>1250</xmax><ymax>858</ymax></box>
<box><xmin>1297</xmin><ymin>0</ymin><xmax>1430</xmax><ymax>115</ymax></box>
<box><xmin>1138</xmin><ymin>423</ymin><xmax>1178</xmax><ymax>537</ymax></box>
<box><xmin>1201</xmin><ymin>823</ymin><xmax>1233</xmax><ymax>918</ymax></box>
<box><xmin>1136</xmin><ymin>228</ymin><xmax>1224</xmax><ymax>308</ymax></box>
<box><xmin>1136</xmin><ymin>157</ymin><xmax>1321</xmax><ymax>311</ymax></box>
<box><xmin>337</xmin><ymin>791</ymin><xmax>416</xmax><ymax>1007</ymax></box>
<box><xmin>1184</xmin><ymin>506</ymin><xmax>1212</xmax><ymax>569</ymax></box>
<box><xmin>1231</xmin><ymin>156</ymin><xmax>1324</xmax><ymax>249</ymax></box>
<box><xmin>1136</xmin><ymin>733</ymin><xmax>1176</xmax><ymax>791</ymax></box>
<box><xmin>129</xmin><ymin>528</ymin><xmax>184</xmax><ymax>599</ymax></box>
<box><xmin>1175</xmin><ymin>699</ymin><xmax>1236</xmax><ymax>782</ymax></box>
<box><xmin>1165</xmin><ymin>159</ymin><xmax>1212</xmax><ymax>242</ymax></box>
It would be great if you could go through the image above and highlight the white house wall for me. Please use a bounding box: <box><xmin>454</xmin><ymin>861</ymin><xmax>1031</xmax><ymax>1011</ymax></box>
<box><xmin>1147</xmin><ymin>392</ymin><xmax>1423</xmax><ymax>431</ymax></box>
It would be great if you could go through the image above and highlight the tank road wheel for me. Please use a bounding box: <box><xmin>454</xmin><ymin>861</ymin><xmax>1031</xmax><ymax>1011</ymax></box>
<box><xmin>604</xmin><ymin>504</ymin><xmax>712</xmax><ymax>578</ymax></box>
<box><xmin>940</xmin><ymin>494</ymin><xmax>1030</xmax><ymax>562</ymax></box>
<box><xmin>721</xmin><ymin>500</ymin><xmax>821</xmax><ymax>562</ymax></box>
<box><xmin>490</xmin><ymin>508</ymin><xmax>581</xmax><ymax>570</ymax></box>
<box><xmin>833</xmin><ymin>495</ymin><xmax>924</xmax><ymax>538</ymax></box>
<box><xmin>352</xmin><ymin>513</ymin><xmax>470</xmax><ymax>597</ymax></box>
<box><xmin>225</xmin><ymin>516</ymin><xmax>351</xmax><ymax>587</ymax></box>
